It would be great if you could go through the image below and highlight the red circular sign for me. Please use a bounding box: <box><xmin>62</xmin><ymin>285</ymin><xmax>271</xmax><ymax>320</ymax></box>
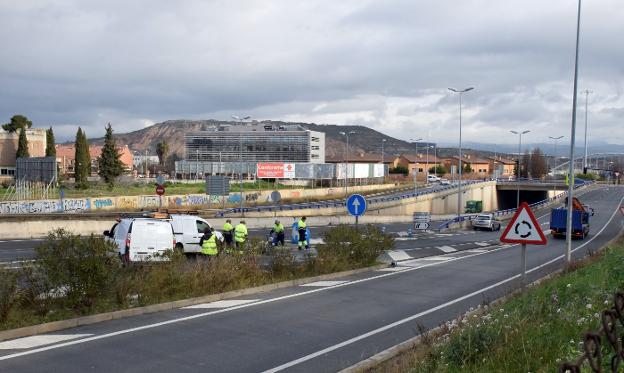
<box><xmin>156</xmin><ymin>185</ymin><xmax>165</xmax><ymax>196</ymax></box>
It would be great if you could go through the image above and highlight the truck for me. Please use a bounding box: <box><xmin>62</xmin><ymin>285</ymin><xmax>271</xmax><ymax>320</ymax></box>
<box><xmin>549</xmin><ymin>197</ymin><xmax>593</xmax><ymax>239</ymax></box>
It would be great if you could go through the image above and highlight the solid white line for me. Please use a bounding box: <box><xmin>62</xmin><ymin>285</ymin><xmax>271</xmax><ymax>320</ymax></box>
<box><xmin>301</xmin><ymin>281</ymin><xmax>349</xmax><ymax>287</ymax></box>
<box><xmin>182</xmin><ymin>299</ymin><xmax>259</xmax><ymax>309</ymax></box>
<box><xmin>262</xmin><ymin>274</ymin><xmax>521</xmax><ymax>373</ymax></box>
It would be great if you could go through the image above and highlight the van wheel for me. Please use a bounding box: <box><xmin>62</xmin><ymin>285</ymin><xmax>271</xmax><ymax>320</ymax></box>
<box><xmin>175</xmin><ymin>243</ymin><xmax>184</xmax><ymax>254</ymax></box>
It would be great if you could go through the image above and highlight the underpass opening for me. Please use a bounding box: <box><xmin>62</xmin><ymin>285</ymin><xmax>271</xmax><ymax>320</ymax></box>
<box><xmin>497</xmin><ymin>189</ymin><xmax>548</xmax><ymax>211</ymax></box>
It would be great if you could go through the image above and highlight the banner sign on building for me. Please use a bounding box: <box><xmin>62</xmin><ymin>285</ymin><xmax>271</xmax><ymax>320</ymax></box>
<box><xmin>257</xmin><ymin>163</ymin><xmax>296</xmax><ymax>179</ymax></box>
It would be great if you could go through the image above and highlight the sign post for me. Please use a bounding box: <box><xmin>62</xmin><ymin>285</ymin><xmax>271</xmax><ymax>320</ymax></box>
<box><xmin>500</xmin><ymin>202</ymin><xmax>548</xmax><ymax>288</ymax></box>
<box><xmin>346</xmin><ymin>194</ymin><xmax>367</xmax><ymax>229</ymax></box>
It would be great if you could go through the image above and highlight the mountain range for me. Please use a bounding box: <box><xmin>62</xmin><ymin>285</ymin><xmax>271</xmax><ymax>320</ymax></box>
<box><xmin>88</xmin><ymin>119</ymin><xmax>623</xmax><ymax>160</ymax></box>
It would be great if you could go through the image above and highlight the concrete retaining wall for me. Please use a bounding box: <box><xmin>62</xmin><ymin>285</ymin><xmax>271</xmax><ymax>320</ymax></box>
<box><xmin>0</xmin><ymin>183</ymin><xmax>397</xmax><ymax>215</ymax></box>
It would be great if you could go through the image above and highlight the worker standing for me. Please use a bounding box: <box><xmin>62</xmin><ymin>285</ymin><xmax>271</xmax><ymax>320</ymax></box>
<box><xmin>198</xmin><ymin>227</ymin><xmax>218</xmax><ymax>258</ymax></box>
<box><xmin>297</xmin><ymin>216</ymin><xmax>308</xmax><ymax>250</ymax></box>
<box><xmin>234</xmin><ymin>220</ymin><xmax>248</xmax><ymax>249</ymax></box>
<box><xmin>272</xmin><ymin>219</ymin><xmax>285</xmax><ymax>246</ymax></box>
<box><xmin>223</xmin><ymin>219</ymin><xmax>234</xmax><ymax>248</ymax></box>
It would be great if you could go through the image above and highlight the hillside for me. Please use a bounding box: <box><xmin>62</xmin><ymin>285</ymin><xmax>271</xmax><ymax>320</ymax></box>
<box><xmin>89</xmin><ymin>119</ymin><xmax>505</xmax><ymax>160</ymax></box>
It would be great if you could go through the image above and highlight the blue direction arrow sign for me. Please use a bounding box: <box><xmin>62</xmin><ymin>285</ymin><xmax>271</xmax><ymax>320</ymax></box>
<box><xmin>346</xmin><ymin>194</ymin><xmax>367</xmax><ymax>217</ymax></box>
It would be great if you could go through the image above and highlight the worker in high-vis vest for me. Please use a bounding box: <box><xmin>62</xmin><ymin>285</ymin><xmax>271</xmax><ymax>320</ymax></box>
<box><xmin>272</xmin><ymin>220</ymin><xmax>285</xmax><ymax>246</ymax></box>
<box><xmin>223</xmin><ymin>219</ymin><xmax>234</xmax><ymax>248</ymax></box>
<box><xmin>199</xmin><ymin>227</ymin><xmax>218</xmax><ymax>257</ymax></box>
<box><xmin>234</xmin><ymin>220</ymin><xmax>248</xmax><ymax>249</ymax></box>
<box><xmin>297</xmin><ymin>216</ymin><xmax>308</xmax><ymax>250</ymax></box>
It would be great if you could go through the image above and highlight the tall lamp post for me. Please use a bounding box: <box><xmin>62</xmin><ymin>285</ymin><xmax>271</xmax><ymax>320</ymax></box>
<box><xmin>582</xmin><ymin>89</ymin><xmax>592</xmax><ymax>173</ymax></box>
<box><xmin>410</xmin><ymin>138</ymin><xmax>422</xmax><ymax>196</ymax></box>
<box><xmin>381</xmin><ymin>138</ymin><xmax>387</xmax><ymax>183</ymax></box>
<box><xmin>232</xmin><ymin>114</ymin><xmax>251</xmax><ymax>214</ymax></box>
<box><xmin>510</xmin><ymin>130</ymin><xmax>530</xmax><ymax>207</ymax></box>
<box><xmin>340</xmin><ymin>130</ymin><xmax>355</xmax><ymax>195</ymax></box>
<box><xmin>448</xmin><ymin>87</ymin><xmax>474</xmax><ymax>219</ymax></box>
<box><xmin>549</xmin><ymin>135</ymin><xmax>564</xmax><ymax>196</ymax></box>
<box><xmin>431</xmin><ymin>145</ymin><xmax>437</xmax><ymax>178</ymax></box>
<box><xmin>565</xmin><ymin>0</ymin><xmax>583</xmax><ymax>264</ymax></box>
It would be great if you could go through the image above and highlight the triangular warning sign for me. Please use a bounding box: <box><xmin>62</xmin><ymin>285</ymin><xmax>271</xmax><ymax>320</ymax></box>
<box><xmin>500</xmin><ymin>202</ymin><xmax>547</xmax><ymax>245</ymax></box>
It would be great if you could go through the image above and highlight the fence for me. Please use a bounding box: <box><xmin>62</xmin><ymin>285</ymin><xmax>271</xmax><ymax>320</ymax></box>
<box><xmin>559</xmin><ymin>291</ymin><xmax>624</xmax><ymax>372</ymax></box>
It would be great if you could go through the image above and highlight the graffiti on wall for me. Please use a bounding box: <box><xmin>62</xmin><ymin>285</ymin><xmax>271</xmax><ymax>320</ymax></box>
<box><xmin>117</xmin><ymin>197</ymin><xmax>138</xmax><ymax>210</ymax></box>
<box><xmin>92</xmin><ymin>198</ymin><xmax>113</xmax><ymax>209</ymax></box>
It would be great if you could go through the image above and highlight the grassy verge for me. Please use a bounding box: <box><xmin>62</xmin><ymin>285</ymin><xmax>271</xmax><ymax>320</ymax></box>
<box><xmin>367</xmin><ymin>238</ymin><xmax>624</xmax><ymax>373</ymax></box>
<box><xmin>0</xmin><ymin>225</ymin><xmax>392</xmax><ymax>332</ymax></box>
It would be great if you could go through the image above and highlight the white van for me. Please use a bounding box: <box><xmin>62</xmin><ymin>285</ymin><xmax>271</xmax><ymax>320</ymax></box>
<box><xmin>104</xmin><ymin>218</ymin><xmax>175</xmax><ymax>262</ymax></box>
<box><xmin>169</xmin><ymin>215</ymin><xmax>223</xmax><ymax>255</ymax></box>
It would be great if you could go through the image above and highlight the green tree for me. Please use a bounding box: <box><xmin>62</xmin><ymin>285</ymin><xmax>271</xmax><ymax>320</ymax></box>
<box><xmin>429</xmin><ymin>165</ymin><xmax>447</xmax><ymax>175</ymax></box>
<box><xmin>16</xmin><ymin>127</ymin><xmax>29</xmax><ymax>158</ymax></box>
<box><xmin>97</xmin><ymin>123</ymin><xmax>125</xmax><ymax>187</ymax></box>
<box><xmin>389</xmin><ymin>166</ymin><xmax>409</xmax><ymax>175</ymax></box>
<box><xmin>156</xmin><ymin>140</ymin><xmax>169</xmax><ymax>166</ymax></box>
<box><xmin>529</xmin><ymin>147</ymin><xmax>548</xmax><ymax>179</ymax></box>
<box><xmin>3</xmin><ymin>114</ymin><xmax>32</xmax><ymax>133</ymax></box>
<box><xmin>165</xmin><ymin>153</ymin><xmax>182</xmax><ymax>173</ymax></box>
<box><xmin>74</xmin><ymin>128</ymin><xmax>91</xmax><ymax>188</ymax></box>
<box><xmin>521</xmin><ymin>150</ymin><xmax>531</xmax><ymax>178</ymax></box>
<box><xmin>463</xmin><ymin>162</ymin><xmax>473</xmax><ymax>173</ymax></box>
<box><xmin>45</xmin><ymin>127</ymin><xmax>56</xmax><ymax>157</ymax></box>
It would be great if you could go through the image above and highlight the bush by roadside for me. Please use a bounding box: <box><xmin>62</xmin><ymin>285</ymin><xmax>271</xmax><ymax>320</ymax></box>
<box><xmin>1</xmin><ymin>225</ymin><xmax>391</xmax><ymax>331</ymax></box>
<box><xmin>366</xmin><ymin>238</ymin><xmax>624</xmax><ymax>373</ymax></box>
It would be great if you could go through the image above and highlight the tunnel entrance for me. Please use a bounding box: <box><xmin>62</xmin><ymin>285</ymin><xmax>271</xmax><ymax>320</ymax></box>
<box><xmin>497</xmin><ymin>189</ymin><xmax>548</xmax><ymax>211</ymax></box>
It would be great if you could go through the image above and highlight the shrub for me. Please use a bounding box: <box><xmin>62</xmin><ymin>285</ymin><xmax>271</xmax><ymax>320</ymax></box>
<box><xmin>32</xmin><ymin>229</ymin><xmax>120</xmax><ymax>312</ymax></box>
<box><xmin>0</xmin><ymin>268</ymin><xmax>18</xmax><ymax>323</ymax></box>
<box><xmin>390</xmin><ymin>166</ymin><xmax>409</xmax><ymax>175</ymax></box>
<box><xmin>321</xmin><ymin>225</ymin><xmax>393</xmax><ymax>268</ymax></box>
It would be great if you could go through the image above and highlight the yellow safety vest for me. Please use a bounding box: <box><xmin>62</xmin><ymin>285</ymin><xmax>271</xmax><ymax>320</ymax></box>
<box><xmin>235</xmin><ymin>224</ymin><xmax>247</xmax><ymax>243</ymax></box>
<box><xmin>223</xmin><ymin>222</ymin><xmax>234</xmax><ymax>233</ymax></box>
<box><xmin>201</xmin><ymin>234</ymin><xmax>218</xmax><ymax>256</ymax></box>
<box><xmin>273</xmin><ymin>223</ymin><xmax>284</xmax><ymax>233</ymax></box>
<box><xmin>297</xmin><ymin>220</ymin><xmax>307</xmax><ymax>230</ymax></box>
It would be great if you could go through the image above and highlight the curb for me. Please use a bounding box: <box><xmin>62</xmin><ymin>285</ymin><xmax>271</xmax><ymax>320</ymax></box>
<box><xmin>340</xmin><ymin>231</ymin><xmax>624</xmax><ymax>373</ymax></box>
<box><xmin>0</xmin><ymin>263</ymin><xmax>386</xmax><ymax>342</ymax></box>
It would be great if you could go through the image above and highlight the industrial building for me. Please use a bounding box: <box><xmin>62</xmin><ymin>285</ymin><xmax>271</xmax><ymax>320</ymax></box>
<box><xmin>176</xmin><ymin>122</ymin><xmax>325</xmax><ymax>178</ymax></box>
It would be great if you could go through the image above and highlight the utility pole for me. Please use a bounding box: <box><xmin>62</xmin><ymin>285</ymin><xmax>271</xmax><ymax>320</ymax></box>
<box><xmin>582</xmin><ymin>89</ymin><xmax>592</xmax><ymax>173</ymax></box>
<box><xmin>448</xmin><ymin>87</ymin><xmax>474</xmax><ymax>219</ymax></box>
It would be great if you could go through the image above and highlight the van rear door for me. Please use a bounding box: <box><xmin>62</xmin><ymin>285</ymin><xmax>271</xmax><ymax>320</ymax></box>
<box><xmin>129</xmin><ymin>220</ymin><xmax>174</xmax><ymax>261</ymax></box>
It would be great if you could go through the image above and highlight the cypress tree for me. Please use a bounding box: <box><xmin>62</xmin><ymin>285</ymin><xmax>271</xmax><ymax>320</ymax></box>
<box><xmin>74</xmin><ymin>127</ymin><xmax>90</xmax><ymax>188</ymax></box>
<box><xmin>98</xmin><ymin>123</ymin><xmax>124</xmax><ymax>187</ymax></box>
<box><xmin>45</xmin><ymin>127</ymin><xmax>56</xmax><ymax>157</ymax></box>
<box><xmin>16</xmin><ymin>127</ymin><xmax>29</xmax><ymax>158</ymax></box>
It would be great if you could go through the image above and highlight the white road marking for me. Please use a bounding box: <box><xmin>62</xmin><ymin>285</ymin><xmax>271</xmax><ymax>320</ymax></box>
<box><xmin>437</xmin><ymin>246</ymin><xmax>457</xmax><ymax>253</ymax></box>
<box><xmin>0</xmin><ymin>334</ymin><xmax>92</xmax><ymax>350</ymax></box>
<box><xmin>300</xmin><ymin>281</ymin><xmax>349</xmax><ymax>287</ymax></box>
<box><xmin>465</xmin><ymin>249</ymin><xmax>487</xmax><ymax>254</ymax></box>
<box><xmin>182</xmin><ymin>299</ymin><xmax>259</xmax><ymax>309</ymax></box>
<box><xmin>0</xmin><ymin>188</ymin><xmax>614</xmax><ymax>363</ymax></box>
<box><xmin>417</xmin><ymin>256</ymin><xmax>450</xmax><ymax>261</ymax></box>
<box><xmin>376</xmin><ymin>267</ymin><xmax>408</xmax><ymax>272</ymax></box>
<box><xmin>386</xmin><ymin>250</ymin><xmax>412</xmax><ymax>261</ymax></box>
<box><xmin>474</xmin><ymin>242</ymin><xmax>490</xmax><ymax>247</ymax></box>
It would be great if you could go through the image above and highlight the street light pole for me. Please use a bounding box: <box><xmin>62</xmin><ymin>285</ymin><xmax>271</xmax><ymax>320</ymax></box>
<box><xmin>566</xmin><ymin>0</ymin><xmax>583</xmax><ymax>264</ymax></box>
<box><xmin>582</xmin><ymin>89</ymin><xmax>592</xmax><ymax>172</ymax></box>
<box><xmin>381</xmin><ymin>138</ymin><xmax>386</xmax><ymax>183</ymax></box>
<box><xmin>340</xmin><ymin>131</ymin><xmax>355</xmax><ymax>195</ymax></box>
<box><xmin>510</xmin><ymin>130</ymin><xmax>530</xmax><ymax>208</ymax></box>
<box><xmin>448</xmin><ymin>87</ymin><xmax>474</xmax><ymax>219</ymax></box>
<box><xmin>232</xmin><ymin>114</ymin><xmax>251</xmax><ymax>214</ymax></box>
<box><xmin>410</xmin><ymin>138</ymin><xmax>422</xmax><ymax>197</ymax></box>
<box><xmin>549</xmin><ymin>135</ymin><xmax>564</xmax><ymax>197</ymax></box>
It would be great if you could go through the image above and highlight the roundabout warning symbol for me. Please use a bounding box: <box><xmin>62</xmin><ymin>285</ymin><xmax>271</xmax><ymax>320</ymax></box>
<box><xmin>500</xmin><ymin>202</ymin><xmax>547</xmax><ymax>245</ymax></box>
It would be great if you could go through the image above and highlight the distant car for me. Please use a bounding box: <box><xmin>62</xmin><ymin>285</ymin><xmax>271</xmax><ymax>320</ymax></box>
<box><xmin>427</xmin><ymin>175</ymin><xmax>441</xmax><ymax>182</ymax></box>
<box><xmin>439</xmin><ymin>178</ymin><xmax>450</xmax><ymax>185</ymax></box>
<box><xmin>104</xmin><ymin>218</ymin><xmax>175</xmax><ymax>262</ymax></box>
<box><xmin>472</xmin><ymin>213</ymin><xmax>501</xmax><ymax>231</ymax></box>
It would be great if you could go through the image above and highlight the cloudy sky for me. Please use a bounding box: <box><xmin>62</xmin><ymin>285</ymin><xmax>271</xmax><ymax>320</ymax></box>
<box><xmin>1</xmin><ymin>0</ymin><xmax>623</xmax><ymax>148</ymax></box>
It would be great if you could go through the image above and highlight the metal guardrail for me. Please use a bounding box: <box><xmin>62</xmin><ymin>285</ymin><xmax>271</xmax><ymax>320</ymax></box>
<box><xmin>214</xmin><ymin>180</ymin><xmax>491</xmax><ymax>217</ymax></box>
<box><xmin>436</xmin><ymin>180</ymin><xmax>594</xmax><ymax>230</ymax></box>
<box><xmin>559</xmin><ymin>291</ymin><xmax>624</xmax><ymax>373</ymax></box>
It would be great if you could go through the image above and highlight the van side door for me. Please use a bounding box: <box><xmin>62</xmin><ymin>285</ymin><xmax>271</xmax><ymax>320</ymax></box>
<box><xmin>183</xmin><ymin>218</ymin><xmax>200</xmax><ymax>251</ymax></box>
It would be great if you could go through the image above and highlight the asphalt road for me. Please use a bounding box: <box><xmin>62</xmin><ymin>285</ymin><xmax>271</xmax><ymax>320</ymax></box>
<box><xmin>0</xmin><ymin>186</ymin><xmax>622</xmax><ymax>373</ymax></box>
